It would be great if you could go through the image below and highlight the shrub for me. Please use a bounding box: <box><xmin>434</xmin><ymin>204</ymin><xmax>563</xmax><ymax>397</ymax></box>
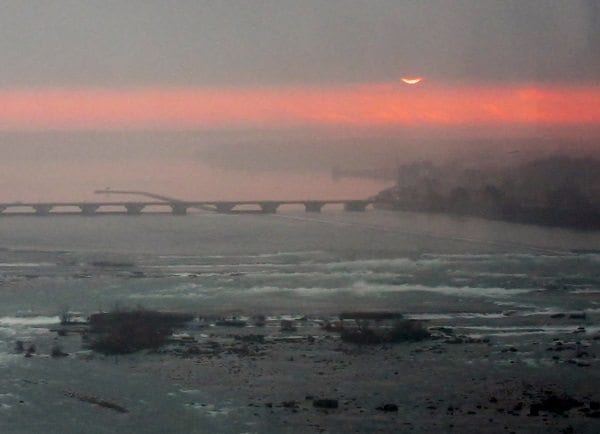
<box><xmin>388</xmin><ymin>320</ymin><xmax>431</xmax><ymax>342</ymax></box>
<box><xmin>59</xmin><ymin>307</ymin><xmax>74</xmax><ymax>325</ymax></box>
<box><xmin>88</xmin><ymin>310</ymin><xmax>193</xmax><ymax>355</ymax></box>
<box><xmin>339</xmin><ymin>319</ymin><xmax>430</xmax><ymax>344</ymax></box>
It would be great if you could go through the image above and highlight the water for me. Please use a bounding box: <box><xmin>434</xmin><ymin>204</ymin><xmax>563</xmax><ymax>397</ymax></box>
<box><xmin>1</xmin><ymin>209</ymin><xmax>599</xmax><ymax>433</ymax></box>
<box><xmin>1</xmin><ymin>209</ymin><xmax>598</xmax><ymax>319</ymax></box>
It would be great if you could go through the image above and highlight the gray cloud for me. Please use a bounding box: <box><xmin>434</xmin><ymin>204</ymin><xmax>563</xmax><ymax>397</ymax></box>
<box><xmin>0</xmin><ymin>0</ymin><xmax>597</xmax><ymax>87</ymax></box>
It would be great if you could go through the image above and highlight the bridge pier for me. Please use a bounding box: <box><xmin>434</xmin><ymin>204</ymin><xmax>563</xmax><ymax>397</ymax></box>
<box><xmin>344</xmin><ymin>200</ymin><xmax>368</xmax><ymax>212</ymax></box>
<box><xmin>125</xmin><ymin>203</ymin><xmax>145</xmax><ymax>215</ymax></box>
<box><xmin>215</xmin><ymin>203</ymin><xmax>236</xmax><ymax>213</ymax></box>
<box><xmin>259</xmin><ymin>202</ymin><xmax>279</xmax><ymax>214</ymax></box>
<box><xmin>170</xmin><ymin>203</ymin><xmax>188</xmax><ymax>215</ymax></box>
<box><xmin>79</xmin><ymin>204</ymin><xmax>100</xmax><ymax>216</ymax></box>
<box><xmin>33</xmin><ymin>205</ymin><xmax>53</xmax><ymax>216</ymax></box>
<box><xmin>304</xmin><ymin>201</ymin><xmax>325</xmax><ymax>213</ymax></box>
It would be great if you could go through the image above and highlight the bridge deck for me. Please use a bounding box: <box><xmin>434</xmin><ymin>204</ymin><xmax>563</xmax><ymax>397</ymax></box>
<box><xmin>0</xmin><ymin>199</ymin><xmax>373</xmax><ymax>215</ymax></box>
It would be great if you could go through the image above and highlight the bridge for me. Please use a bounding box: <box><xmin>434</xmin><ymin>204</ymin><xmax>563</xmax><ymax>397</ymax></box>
<box><xmin>0</xmin><ymin>199</ymin><xmax>373</xmax><ymax>216</ymax></box>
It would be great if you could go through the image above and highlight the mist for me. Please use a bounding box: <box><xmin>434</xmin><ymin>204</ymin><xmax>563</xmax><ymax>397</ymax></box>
<box><xmin>0</xmin><ymin>1</ymin><xmax>598</xmax><ymax>204</ymax></box>
<box><xmin>1</xmin><ymin>128</ymin><xmax>599</xmax><ymax>202</ymax></box>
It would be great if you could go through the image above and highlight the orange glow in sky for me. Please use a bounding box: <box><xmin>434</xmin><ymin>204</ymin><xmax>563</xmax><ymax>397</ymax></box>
<box><xmin>0</xmin><ymin>82</ymin><xmax>598</xmax><ymax>131</ymax></box>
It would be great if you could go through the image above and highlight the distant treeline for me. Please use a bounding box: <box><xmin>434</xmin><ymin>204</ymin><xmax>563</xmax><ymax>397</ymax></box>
<box><xmin>373</xmin><ymin>156</ymin><xmax>600</xmax><ymax>230</ymax></box>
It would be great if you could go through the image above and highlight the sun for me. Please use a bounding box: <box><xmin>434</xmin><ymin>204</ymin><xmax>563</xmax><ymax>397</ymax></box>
<box><xmin>401</xmin><ymin>77</ymin><xmax>423</xmax><ymax>85</ymax></box>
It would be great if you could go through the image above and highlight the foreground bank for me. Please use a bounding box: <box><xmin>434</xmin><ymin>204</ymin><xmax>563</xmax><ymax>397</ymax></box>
<box><xmin>2</xmin><ymin>308</ymin><xmax>599</xmax><ymax>433</ymax></box>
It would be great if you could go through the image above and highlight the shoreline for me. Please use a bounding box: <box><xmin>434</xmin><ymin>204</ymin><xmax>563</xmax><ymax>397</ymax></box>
<box><xmin>373</xmin><ymin>202</ymin><xmax>600</xmax><ymax>232</ymax></box>
<box><xmin>2</xmin><ymin>308</ymin><xmax>599</xmax><ymax>433</ymax></box>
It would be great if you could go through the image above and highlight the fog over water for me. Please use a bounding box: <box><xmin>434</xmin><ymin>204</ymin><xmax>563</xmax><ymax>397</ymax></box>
<box><xmin>0</xmin><ymin>131</ymin><xmax>389</xmax><ymax>201</ymax></box>
<box><xmin>1</xmin><ymin>1</ymin><xmax>598</xmax><ymax>203</ymax></box>
<box><xmin>2</xmin><ymin>130</ymin><xmax>598</xmax><ymax>202</ymax></box>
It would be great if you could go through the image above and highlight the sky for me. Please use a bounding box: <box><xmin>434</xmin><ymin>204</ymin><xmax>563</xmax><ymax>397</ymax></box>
<box><xmin>0</xmin><ymin>0</ymin><xmax>597</xmax><ymax>86</ymax></box>
<box><xmin>0</xmin><ymin>0</ymin><xmax>598</xmax><ymax>131</ymax></box>
<box><xmin>0</xmin><ymin>0</ymin><xmax>598</xmax><ymax>200</ymax></box>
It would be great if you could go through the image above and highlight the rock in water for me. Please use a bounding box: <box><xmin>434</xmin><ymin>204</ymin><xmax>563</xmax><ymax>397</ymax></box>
<box><xmin>313</xmin><ymin>399</ymin><xmax>339</xmax><ymax>409</ymax></box>
<box><xmin>376</xmin><ymin>403</ymin><xmax>399</xmax><ymax>412</ymax></box>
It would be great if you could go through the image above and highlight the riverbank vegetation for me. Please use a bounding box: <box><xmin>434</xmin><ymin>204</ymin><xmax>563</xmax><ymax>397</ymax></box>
<box><xmin>374</xmin><ymin>156</ymin><xmax>600</xmax><ymax>230</ymax></box>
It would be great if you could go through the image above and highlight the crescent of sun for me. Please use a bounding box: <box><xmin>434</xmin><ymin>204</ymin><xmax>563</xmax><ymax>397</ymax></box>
<box><xmin>401</xmin><ymin>77</ymin><xmax>423</xmax><ymax>85</ymax></box>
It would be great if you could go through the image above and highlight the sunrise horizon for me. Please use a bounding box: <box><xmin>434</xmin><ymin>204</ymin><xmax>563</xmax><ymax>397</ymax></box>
<box><xmin>0</xmin><ymin>81</ymin><xmax>598</xmax><ymax>133</ymax></box>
